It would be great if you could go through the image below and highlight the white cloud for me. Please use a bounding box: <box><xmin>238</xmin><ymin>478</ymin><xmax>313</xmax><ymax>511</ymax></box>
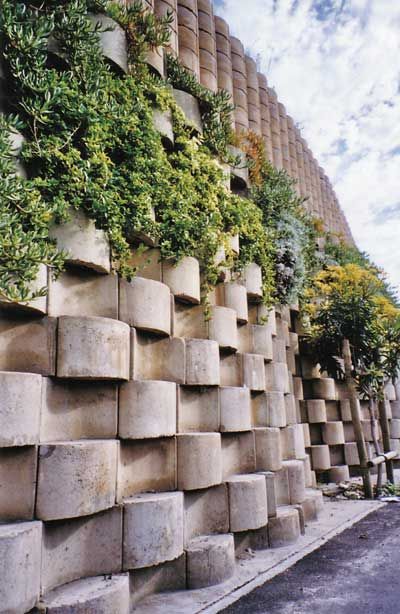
<box><xmin>214</xmin><ymin>0</ymin><xmax>400</xmax><ymax>295</ymax></box>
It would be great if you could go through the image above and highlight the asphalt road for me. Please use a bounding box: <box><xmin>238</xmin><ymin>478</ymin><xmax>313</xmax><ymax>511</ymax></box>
<box><xmin>224</xmin><ymin>503</ymin><xmax>400</xmax><ymax>614</ymax></box>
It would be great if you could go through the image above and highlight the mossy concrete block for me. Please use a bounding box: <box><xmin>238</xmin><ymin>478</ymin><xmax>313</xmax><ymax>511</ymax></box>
<box><xmin>41</xmin><ymin>575</ymin><xmax>130</xmax><ymax>614</ymax></box>
<box><xmin>186</xmin><ymin>534</ymin><xmax>235</xmax><ymax>589</ymax></box>
<box><xmin>123</xmin><ymin>492</ymin><xmax>184</xmax><ymax>570</ymax></box>
<box><xmin>242</xmin><ymin>263</ymin><xmax>263</xmax><ymax>302</ymax></box>
<box><xmin>41</xmin><ymin>507</ymin><xmax>122</xmax><ymax>593</ymax></box>
<box><xmin>0</xmin><ymin>521</ymin><xmax>42</xmax><ymax>614</ymax></box>
<box><xmin>57</xmin><ymin>316</ymin><xmax>130</xmax><ymax>380</ymax></box>
<box><xmin>0</xmin><ymin>372</ymin><xmax>41</xmax><ymax>447</ymax></box>
<box><xmin>0</xmin><ymin>316</ymin><xmax>57</xmax><ymax>375</ymax></box>
<box><xmin>226</xmin><ymin>474</ymin><xmax>268</xmax><ymax>532</ymax></box>
<box><xmin>177</xmin><ymin>433</ymin><xmax>222</xmax><ymax>490</ymax></box>
<box><xmin>119</xmin><ymin>380</ymin><xmax>177</xmax><ymax>439</ymax></box>
<box><xmin>0</xmin><ymin>446</ymin><xmax>37</xmax><ymax>521</ymax></box>
<box><xmin>117</xmin><ymin>438</ymin><xmax>176</xmax><ymax>500</ymax></box>
<box><xmin>36</xmin><ymin>440</ymin><xmax>118</xmax><ymax>520</ymax></box>
<box><xmin>119</xmin><ymin>277</ymin><xmax>171</xmax><ymax>335</ymax></box>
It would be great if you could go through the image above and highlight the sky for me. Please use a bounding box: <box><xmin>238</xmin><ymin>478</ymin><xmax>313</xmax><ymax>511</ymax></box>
<box><xmin>213</xmin><ymin>0</ymin><xmax>400</xmax><ymax>296</ymax></box>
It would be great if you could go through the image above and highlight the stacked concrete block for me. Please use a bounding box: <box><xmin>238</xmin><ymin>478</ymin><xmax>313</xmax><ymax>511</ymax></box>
<box><xmin>214</xmin><ymin>16</ymin><xmax>234</xmax><ymax>98</ymax></box>
<box><xmin>230</xmin><ymin>36</ymin><xmax>249</xmax><ymax>134</ymax></box>
<box><xmin>246</xmin><ymin>55</ymin><xmax>262</xmax><ymax>135</ymax></box>
<box><xmin>177</xmin><ymin>0</ymin><xmax>200</xmax><ymax>78</ymax></box>
<box><xmin>267</xmin><ymin>87</ymin><xmax>284</xmax><ymax>170</ymax></box>
<box><xmin>278</xmin><ymin>102</ymin><xmax>291</xmax><ymax>175</ymax></box>
<box><xmin>198</xmin><ymin>0</ymin><xmax>218</xmax><ymax>91</ymax></box>
<box><xmin>258</xmin><ymin>73</ymin><xmax>274</xmax><ymax>162</ymax></box>
<box><xmin>155</xmin><ymin>0</ymin><xmax>179</xmax><ymax>56</ymax></box>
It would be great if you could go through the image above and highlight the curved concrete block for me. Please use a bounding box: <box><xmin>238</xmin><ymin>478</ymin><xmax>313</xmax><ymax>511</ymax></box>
<box><xmin>310</xmin><ymin>378</ymin><xmax>336</xmax><ymax>401</ymax></box>
<box><xmin>0</xmin><ymin>263</ymin><xmax>47</xmax><ymax>315</ymax></box>
<box><xmin>0</xmin><ymin>447</ymin><xmax>37</xmax><ymax>521</ymax></box>
<box><xmin>306</xmin><ymin>399</ymin><xmax>327</xmax><ymax>423</ymax></box>
<box><xmin>254</xmin><ymin>427</ymin><xmax>282</xmax><ymax>472</ymax></box>
<box><xmin>90</xmin><ymin>14</ymin><xmax>128</xmax><ymax>73</ymax></box>
<box><xmin>223</xmin><ymin>283</ymin><xmax>248</xmax><ymax>323</ymax></box>
<box><xmin>252</xmin><ymin>325</ymin><xmax>273</xmax><ymax>360</ymax></box>
<box><xmin>132</xmin><ymin>331</ymin><xmax>185</xmax><ymax>383</ymax></box>
<box><xmin>226</xmin><ymin>474</ymin><xmax>268</xmax><ymax>532</ymax></box>
<box><xmin>281</xmin><ymin>424</ymin><xmax>306</xmax><ymax>460</ymax></box>
<box><xmin>172</xmin><ymin>89</ymin><xmax>203</xmax><ymax>133</ymax></box>
<box><xmin>311</xmin><ymin>444</ymin><xmax>331</xmax><ymax>471</ymax></box>
<box><xmin>36</xmin><ymin>440</ymin><xmax>117</xmax><ymax>520</ymax></box>
<box><xmin>178</xmin><ymin>386</ymin><xmax>220</xmax><ymax>433</ymax></box>
<box><xmin>322</xmin><ymin>421</ymin><xmax>345</xmax><ymax>445</ymax></box>
<box><xmin>0</xmin><ymin>316</ymin><xmax>57</xmax><ymax>376</ymax></box>
<box><xmin>119</xmin><ymin>380</ymin><xmax>176</xmax><ymax>439</ymax></box>
<box><xmin>243</xmin><ymin>353</ymin><xmax>266</xmax><ymax>391</ymax></box>
<box><xmin>0</xmin><ymin>521</ymin><xmax>42</xmax><ymax>614</ymax></box>
<box><xmin>242</xmin><ymin>263</ymin><xmax>263</xmax><ymax>302</ymax></box>
<box><xmin>265</xmin><ymin>362</ymin><xmax>290</xmax><ymax>393</ymax></box>
<box><xmin>163</xmin><ymin>256</ymin><xmax>201</xmax><ymax>304</ymax></box>
<box><xmin>252</xmin><ymin>392</ymin><xmax>286</xmax><ymax>428</ymax></box>
<box><xmin>41</xmin><ymin>575</ymin><xmax>130</xmax><ymax>614</ymax></box>
<box><xmin>153</xmin><ymin>108</ymin><xmax>174</xmax><ymax>147</ymax></box>
<box><xmin>209</xmin><ymin>306</ymin><xmax>238</xmax><ymax>352</ymax></box>
<box><xmin>123</xmin><ymin>492</ymin><xmax>184</xmax><ymax>570</ymax></box>
<box><xmin>329</xmin><ymin>465</ymin><xmax>350</xmax><ymax>483</ymax></box>
<box><xmin>186</xmin><ymin>534</ymin><xmax>235</xmax><ymax>589</ymax></box>
<box><xmin>177</xmin><ymin>433</ymin><xmax>222</xmax><ymax>490</ymax></box>
<box><xmin>50</xmin><ymin>209</ymin><xmax>110</xmax><ymax>273</ymax></box>
<box><xmin>119</xmin><ymin>277</ymin><xmax>171</xmax><ymax>335</ymax></box>
<box><xmin>268</xmin><ymin>506</ymin><xmax>300</xmax><ymax>547</ymax></box>
<box><xmin>184</xmin><ymin>484</ymin><xmax>229</xmax><ymax>543</ymax></box>
<box><xmin>390</xmin><ymin>418</ymin><xmax>400</xmax><ymax>439</ymax></box>
<box><xmin>282</xmin><ymin>460</ymin><xmax>306</xmax><ymax>504</ymax></box>
<box><xmin>0</xmin><ymin>372</ymin><xmax>41</xmax><ymax>447</ymax></box>
<box><xmin>222</xmin><ymin>431</ymin><xmax>256</xmax><ymax>479</ymax></box>
<box><xmin>220</xmin><ymin>386</ymin><xmax>251</xmax><ymax>432</ymax></box>
<box><xmin>48</xmin><ymin>270</ymin><xmax>118</xmax><ymax>319</ymax></box>
<box><xmin>57</xmin><ymin>316</ymin><xmax>130</xmax><ymax>380</ymax></box>
<box><xmin>186</xmin><ymin>338</ymin><xmax>220</xmax><ymax>386</ymax></box>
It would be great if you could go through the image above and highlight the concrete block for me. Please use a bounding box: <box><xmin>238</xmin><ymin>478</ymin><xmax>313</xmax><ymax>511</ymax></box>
<box><xmin>286</xmin><ymin>347</ymin><xmax>296</xmax><ymax>374</ymax></box>
<box><xmin>0</xmin><ymin>263</ymin><xmax>47</xmax><ymax>315</ymax></box>
<box><xmin>282</xmin><ymin>460</ymin><xmax>306</xmax><ymax>504</ymax></box>
<box><xmin>48</xmin><ymin>270</ymin><xmax>118</xmax><ymax>318</ymax></box>
<box><xmin>302</xmin><ymin>423</ymin><xmax>311</xmax><ymax>448</ymax></box>
<box><xmin>226</xmin><ymin>474</ymin><xmax>268</xmax><ymax>532</ymax></box>
<box><xmin>90</xmin><ymin>14</ymin><xmax>128</xmax><ymax>73</ymax></box>
<box><xmin>322</xmin><ymin>421</ymin><xmax>345</xmax><ymax>445</ymax></box>
<box><xmin>119</xmin><ymin>380</ymin><xmax>176</xmax><ymax>439</ymax></box>
<box><xmin>172</xmin><ymin>89</ymin><xmax>203</xmax><ymax>133</ymax></box>
<box><xmin>260</xmin><ymin>471</ymin><xmax>277</xmax><ymax>517</ymax></box>
<box><xmin>0</xmin><ymin>446</ymin><xmax>37</xmax><ymax>521</ymax></box>
<box><xmin>242</xmin><ymin>263</ymin><xmax>263</xmax><ymax>301</ymax></box>
<box><xmin>265</xmin><ymin>362</ymin><xmax>290</xmax><ymax>393</ymax></box>
<box><xmin>0</xmin><ymin>316</ymin><xmax>57</xmax><ymax>375</ymax></box>
<box><xmin>258</xmin><ymin>305</ymin><xmax>277</xmax><ymax>335</ymax></box>
<box><xmin>343</xmin><ymin>421</ymin><xmax>356</xmax><ymax>442</ymax></box>
<box><xmin>177</xmin><ymin>385</ymin><xmax>219</xmax><ymax>432</ymax></box>
<box><xmin>222</xmin><ymin>431</ymin><xmax>256</xmax><ymax>479</ymax></box>
<box><xmin>37</xmin><ymin>440</ymin><xmax>117</xmax><ymax>521</ymax></box>
<box><xmin>307</xmin><ymin>399</ymin><xmax>327</xmax><ymax>423</ymax></box>
<box><xmin>385</xmin><ymin>382</ymin><xmax>396</xmax><ymax>401</ymax></box>
<box><xmin>281</xmin><ymin>424</ymin><xmax>306</xmax><ymax>460</ymax></box>
<box><xmin>132</xmin><ymin>330</ymin><xmax>185</xmax><ymax>383</ymax></box>
<box><xmin>272</xmin><ymin>338</ymin><xmax>286</xmax><ymax>363</ymax></box>
<box><xmin>123</xmin><ymin>492</ymin><xmax>184</xmax><ymax>570</ymax></box>
<box><xmin>329</xmin><ymin>465</ymin><xmax>350</xmax><ymax>483</ymax></box>
<box><xmin>117</xmin><ymin>438</ymin><xmax>176</xmax><ymax>500</ymax></box>
<box><xmin>41</xmin><ymin>507</ymin><xmax>122</xmax><ymax>593</ymax></box>
<box><xmin>390</xmin><ymin>418</ymin><xmax>400</xmax><ymax>438</ymax></box>
<box><xmin>302</xmin><ymin>454</ymin><xmax>313</xmax><ymax>487</ymax></box>
<box><xmin>220</xmin><ymin>386</ymin><xmax>251</xmax><ymax>432</ymax></box>
<box><xmin>0</xmin><ymin>372</ymin><xmax>41</xmax><ymax>447</ymax></box>
<box><xmin>221</xmin><ymin>282</ymin><xmax>248</xmax><ymax>323</ymax></box>
<box><xmin>311</xmin><ymin>444</ymin><xmax>331</xmax><ymax>471</ymax></box>
<box><xmin>289</xmin><ymin>332</ymin><xmax>299</xmax><ymax>354</ymax></box>
<box><xmin>163</xmin><ymin>257</ymin><xmax>201</xmax><ymax>304</ymax></box>
<box><xmin>119</xmin><ymin>277</ymin><xmax>171</xmax><ymax>336</ymax></box>
<box><xmin>344</xmin><ymin>442</ymin><xmax>360</xmax><ymax>465</ymax></box>
<box><xmin>254</xmin><ymin>427</ymin><xmax>282</xmax><ymax>471</ymax></box>
<box><xmin>153</xmin><ymin>108</ymin><xmax>174</xmax><ymax>148</ymax></box>
<box><xmin>57</xmin><ymin>316</ymin><xmax>130</xmax><ymax>380</ymax></box>
<box><xmin>330</xmin><ymin>445</ymin><xmax>345</xmax><ymax>466</ymax></box>
<box><xmin>285</xmin><ymin>393</ymin><xmax>297</xmax><ymax>425</ymax></box>
<box><xmin>186</xmin><ymin>534</ymin><xmax>235</xmax><ymax>589</ymax></box>
<box><xmin>252</xmin><ymin>325</ymin><xmax>273</xmax><ymax>360</ymax></box>
<box><xmin>274</xmin><ymin>466</ymin><xmax>290</xmax><ymax>505</ymax></box>
<box><xmin>50</xmin><ymin>209</ymin><xmax>110</xmax><ymax>273</ymax></box>
<box><xmin>309</xmin><ymin>378</ymin><xmax>336</xmax><ymax>400</ymax></box>
<box><xmin>0</xmin><ymin>521</ymin><xmax>42</xmax><ymax>614</ymax></box>
<box><xmin>243</xmin><ymin>353</ymin><xmax>266</xmax><ymax>391</ymax></box>
<box><xmin>129</xmin><ymin>247</ymin><xmax>162</xmax><ymax>281</ymax></box>
<box><xmin>129</xmin><ymin>555</ymin><xmax>186</xmax><ymax>606</ymax></box>
<box><xmin>184</xmin><ymin>484</ymin><xmax>229</xmax><ymax>544</ymax></box>
<box><xmin>326</xmin><ymin>400</ymin><xmax>341</xmax><ymax>421</ymax></box>
<box><xmin>186</xmin><ymin>339</ymin><xmax>220</xmax><ymax>385</ymax></box>
<box><xmin>293</xmin><ymin>376</ymin><xmax>304</xmax><ymax>400</ymax></box>
<box><xmin>252</xmin><ymin>392</ymin><xmax>286</xmax><ymax>428</ymax></box>
<box><xmin>220</xmin><ymin>353</ymin><xmax>243</xmax><ymax>387</ymax></box>
<box><xmin>391</xmin><ymin>401</ymin><xmax>400</xmax><ymax>419</ymax></box>
<box><xmin>177</xmin><ymin>433</ymin><xmax>222</xmax><ymax>490</ymax></box>
<box><xmin>268</xmin><ymin>506</ymin><xmax>300</xmax><ymax>547</ymax></box>
<box><xmin>209</xmin><ymin>306</ymin><xmax>238</xmax><ymax>351</ymax></box>
<box><xmin>41</xmin><ymin>575</ymin><xmax>130</xmax><ymax>614</ymax></box>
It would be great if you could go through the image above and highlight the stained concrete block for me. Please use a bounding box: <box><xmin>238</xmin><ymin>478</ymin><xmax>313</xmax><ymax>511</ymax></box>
<box><xmin>48</xmin><ymin>270</ymin><xmax>118</xmax><ymax>318</ymax></box>
<box><xmin>252</xmin><ymin>325</ymin><xmax>273</xmax><ymax>360</ymax></box>
<box><xmin>0</xmin><ymin>372</ymin><xmax>41</xmax><ymax>447</ymax></box>
<box><xmin>220</xmin><ymin>353</ymin><xmax>243</xmax><ymax>387</ymax></box>
<box><xmin>343</xmin><ymin>421</ymin><xmax>356</xmax><ymax>442</ymax></box>
<box><xmin>222</xmin><ymin>431</ymin><xmax>256</xmax><ymax>479</ymax></box>
<box><xmin>252</xmin><ymin>391</ymin><xmax>287</xmax><ymax>428</ymax></box>
<box><xmin>0</xmin><ymin>446</ymin><xmax>37</xmax><ymax>521</ymax></box>
<box><xmin>0</xmin><ymin>521</ymin><xmax>42</xmax><ymax>614</ymax></box>
<box><xmin>0</xmin><ymin>263</ymin><xmax>47</xmax><ymax>315</ymax></box>
<box><xmin>36</xmin><ymin>440</ymin><xmax>117</xmax><ymax>520</ymax></box>
<box><xmin>329</xmin><ymin>465</ymin><xmax>350</xmax><ymax>483</ymax></box>
<box><xmin>183</xmin><ymin>484</ymin><xmax>229</xmax><ymax>544</ymax></box>
<box><xmin>119</xmin><ymin>380</ymin><xmax>176</xmax><ymax>439</ymax></box>
<box><xmin>282</xmin><ymin>460</ymin><xmax>306</xmax><ymax>504</ymax></box>
<box><xmin>307</xmin><ymin>399</ymin><xmax>327</xmax><ymax>423</ymax></box>
<box><xmin>281</xmin><ymin>424</ymin><xmax>306</xmax><ymax>460</ymax></box>
<box><xmin>242</xmin><ymin>263</ymin><xmax>263</xmax><ymax>301</ymax></box>
<box><xmin>132</xmin><ymin>331</ymin><xmax>185</xmax><ymax>383</ymax></box>
<box><xmin>50</xmin><ymin>209</ymin><xmax>110</xmax><ymax>273</ymax></box>
<box><xmin>178</xmin><ymin>386</ymin><xmax>220</xmax><ymax>432</ymax></box>
<box><xmin>243</xmin><ymin>353</ymin><xmax>266</xmax><ymax>391</ymax></box>
<box><xmin>221</xmin><ymin>282</ymin><xmax>249</xmax><ymax>323</ymax></box>
<box><xmin>129</xmin><ymin>555</ymin><xmax>186</xmax><ymax>606</ymax></box>
<box><xmin>186</xmin><ymin>534</ymin><xmax>235</xmax><ymax>589</ymax></box>
<box><xmin>117</xmin><ymin>438</ymin><xmax>176</xmax><ymax>500</ymax></box>
<box><xmin>209</xmin><ymin>306</ymin><xmax>238</xmax><ymax>352</ymax></box>
<box><xmin>162</xmin><ymin>257</ymin><xmax>201</xmax><ymax>304</ymax></box>
<box><xmin>272</xmin><ymin>338</ymin><xmax>287</xmax><ymax>363</ymax></box>
<box><xmin>177</xmin><ymin>433</ymin><xmax>222</xmax><ymax>490</ymax></box>
<box><xmin>265</xmin><ymin>362</ymin><xmax>290</xmax><ymax>393</ymax></box>
<box><xmin>0</xmin><ymin>316</ymin><xmax>57</xmax><ymax>375</ymax></box>
<box><xmin>226</xmin><ymin>474</ymin><xmax>268</xmax><ymax>532</ymax></box>
<box><xmin>57</xmin><ymin>316</ymin><xmax>130</xmax><ymax>380</ymax></box>
<box><xmin>123</xmin><ymin>492</ymin><xmax>184</xmax><ymax>570</ymax></box>
<box><xmin>322</xmin><ymin>421</ymin><xmax>345</xmax><ymax>445</ymax></box>
<box><xmin>119</xmin><ymin>277</ymin><xmax>171</xmax><ymax>335</ymax></box>
<box><xmin>268</xmin><ymin>506</ymin><xmax>300</xmax><ymax>547</ymax></box>
<box><xmin>41</xmin><ymin>575</ymin><xmax>130</xmax><ymax>614</ymax></box>
<box><xmin>254</xmin><ymin>427</ymin><xmax>282</xmax><ymax>472</ymax></box>
<box><xmin>311</xmin><ymin>444</ymin><xmax>331</xmax><ymax>471</ymax></box>
<box><xmin>309</xmin><ymin>378</ymin><xmax>337</xmax><ymax>401</ymax></box>
<box><xmin>186</xmin><ymin>339</ymin><xmax>220</xmax><ymax>386</ymax></box>
<box><xmin>220</xmin><ymin>386</ymin><xmax>251</xmax><ymax>432</ymax></box>
<box><xmin>41</xmin><ymin>507</ymin><xmax>122</xmax><ymax>593</ymax></box>
<box><xmin>344</xmin><ymin>442</ymin><xmax>360</xmax><ymax>465</ymax></box>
